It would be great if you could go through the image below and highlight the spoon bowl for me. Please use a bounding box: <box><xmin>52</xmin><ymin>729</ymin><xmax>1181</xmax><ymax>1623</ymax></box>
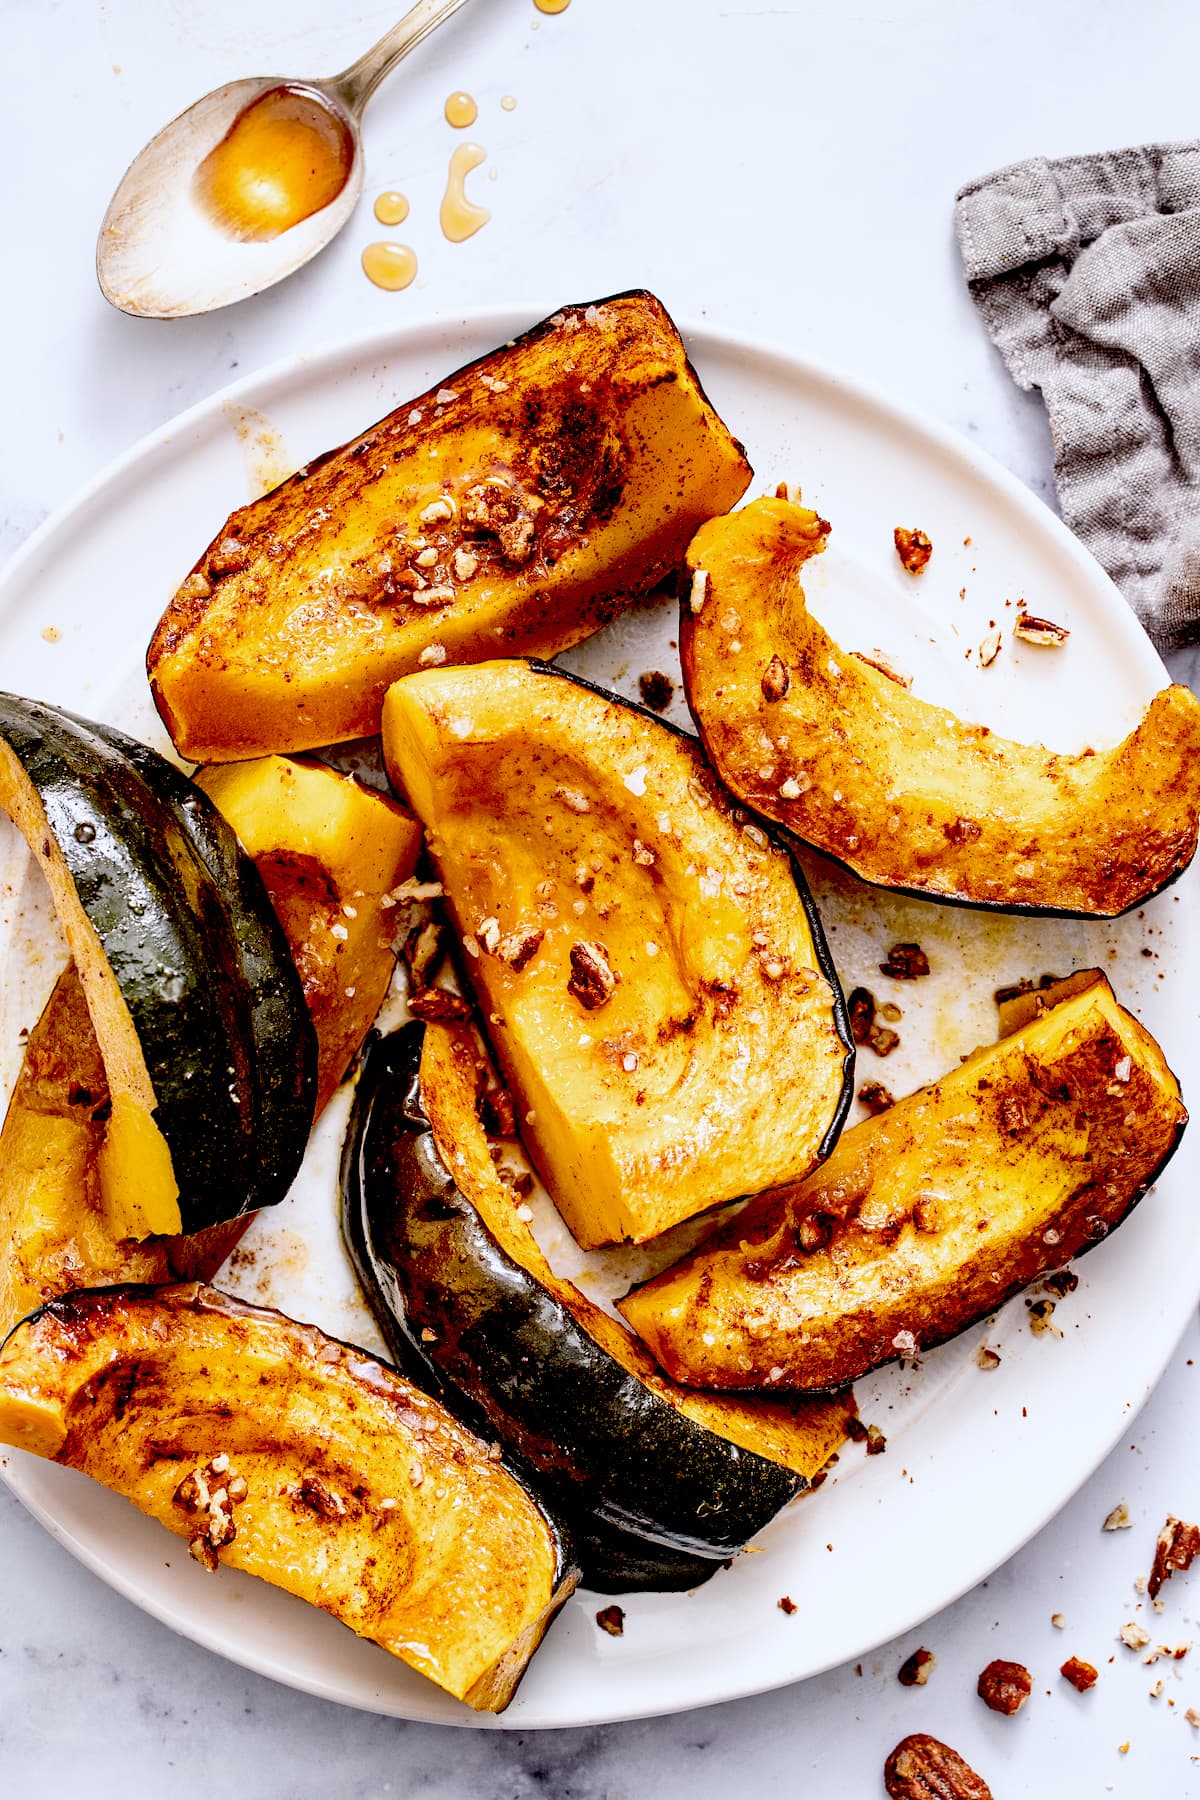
<box><xmin>96</xmin><ymin>0</ymin><xmax>471</xmax><ymax>320</ymax></box>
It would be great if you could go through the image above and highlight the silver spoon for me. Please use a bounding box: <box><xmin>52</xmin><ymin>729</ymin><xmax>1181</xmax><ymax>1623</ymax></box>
<box><xmin>97</xmin><ymin>0</ymin><xmax>473</xmax><ymax>320</ymax></box>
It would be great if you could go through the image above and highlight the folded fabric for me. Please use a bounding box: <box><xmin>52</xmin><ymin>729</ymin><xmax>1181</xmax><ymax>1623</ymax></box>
<box><xmin>955</xmin><ymin>142</ymin><xmax>1200</xmax><ymax>653</ymax></box>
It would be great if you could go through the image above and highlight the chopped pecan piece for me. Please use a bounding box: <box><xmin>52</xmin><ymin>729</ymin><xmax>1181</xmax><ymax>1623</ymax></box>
<box><xmin>868</xmin><ymin>1023</ymin><xmax>900</xmax><ymax>1058</ymax></box>
<box><xmin>898</xmin><ymin>1646</ymin><xmax>936</xmax><ymax>1687</ymax></box>
<box><xmin>1014</xmin><ymin>611</ymin><xmax>1070</xmax><ymax>647</ymax></box>
<box><xmin>1148</xmin><ymin>1515</ymin><xmax>1200</xmax><ymax>1600</ymax></box>
<box><xmin>865</xmin><ymin>1423</ymin><xmax>887</xmax><ymax>1455</ymax></box>
<box><xmin>295</xmin><ymin>1473</ymin><xmax>349</xmax><ymax>1519</ymax></box>
<box><xmin>461</xmin><ymin>480</ymin><xmax>536</xmax><ymax>565</ymax></box>
<box><xmin>1103</xmin><ymin>1501</ymin><xmax>1132</xmax><ymax>1531</ymax></box>
<box><xmin>761</xmin><ymin>654</ymin><xmax>791</xmax><ymax>702</ymax></box>
<box><xmin>403</xmin><ymin>917</ymin><xmax>447</xmax><ymax>988</ymax></box>
<box><xmin>638</xmin><ymin>670</ymin><xmax>674</xmax><ymax>712</ymax></box>
<box><xmin>595</xmin><ymin>1604</ymin><xmax>625</xmax><ymax>1637</ymax></box>
<box><xmin>478</xmin><ymin>1085</ymin><xmax>517</xmax><ymax>1138</ymax></box>
<box><xmin>568</xmin><ymin>940</ymin><xmax>618</xmax><ymax>1011</ymax></box>
<box><xmin>884</xmin><ymin>1734</ymin><xmax>993</xmax><ymax>1800</ymax></box>
<box><xmin>880</xmin><ymin>943</ymin><xmax>930</xmax><ymax>980</ymax></box>
<box><xmin>408</xmin><ymin>985</ymin><xmax>473</xmax><ymax>1022</ymax></box>
<box><xmin>977</xmin><ymin>1658</ymin><xmax>1032</xmax><ymax>1715</ymax></box>
<box><xmin>858</xmin><ymin>1080</ymin><xmax>894</xmax><ymax>1115</ymax></box>
<box><xmin>846</xmin><ymin>986</ymin><xmax>876</xmax><ymax>1047</ymax></box>
<box><xmin>893</xmin><ymin>527</ymin><xmax>933</xmax><ymax>575</ymax></box>
<box><xmin>979</xmin><ymin>628</ymin><xmax>1003</xmax><ymax>668</ymax></box>
<box><xmin>494</xmin><ymin>926</ymin><xmax>545</xmax><ymax>972</ymax></box>
<box><xmin>207</xmin><ymin>536</ymin><xmax>249</xmax><ymax>576</ymax></box>
<box><xmin>1060</xmin><ymin>1656</ymin><xmax>1098</xmax><ymax>1692</ymax></box>
<box><xmin>777</xmin><ymin>1595</ymin><xmax>798</xmax><ymax>1616</ymax></box>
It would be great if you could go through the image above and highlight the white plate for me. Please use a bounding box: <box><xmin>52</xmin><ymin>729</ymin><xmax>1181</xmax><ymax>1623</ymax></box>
<box><xmin>1</xmin><ymin>309</ymin><xmax>1197</xmax><ymax>1729</ymax></box>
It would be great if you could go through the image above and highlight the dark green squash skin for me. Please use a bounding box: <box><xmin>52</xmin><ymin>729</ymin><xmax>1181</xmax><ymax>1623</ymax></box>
<box><xmin>341</xmin><ymin>1023</ymin><xmax>808</xmax><ymax>1594</ymax></box>
<box><xmin>0</xmin><ymin>694</ymin><xmax>310</xmax><ymax>1229</ymax></box>
<box><xmin>87</xmin><ymin>718</ymin><xmax>317</xmax><ymax>1208</ymax></box>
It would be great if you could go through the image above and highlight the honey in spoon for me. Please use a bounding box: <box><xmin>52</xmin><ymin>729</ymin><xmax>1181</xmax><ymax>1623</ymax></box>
<box><xmin>194</xmin><ymin>84</ymin><xmax>354</xmax><ymax>242</ymax></box>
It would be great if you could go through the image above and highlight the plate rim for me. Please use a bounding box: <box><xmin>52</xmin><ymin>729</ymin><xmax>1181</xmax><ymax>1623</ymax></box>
<box><xmin>0</xmin><ymin>302</ymin><xmax>1189</xmax><ymax>1729</ymax></box>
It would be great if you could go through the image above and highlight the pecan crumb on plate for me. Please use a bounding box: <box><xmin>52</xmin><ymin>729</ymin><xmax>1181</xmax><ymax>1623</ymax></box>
<box><xmin>880</xmin><ymin>942</ymin><xmax>930</xmax><ymax>980</ymax></box>
<box><xmin>977</xmin><ymin>1658</ymin><xmax>1032</xmax><ymax>1714</ymax></box>
<box><xmin>1148</xmin><ymin>1515</ymin><xmax>1200</xmax><ymax>1599</ymax></box>
<box><xmin>1103</xmin><ymin>1502</ymin><xmax>1132</xmax><ymax>1532</ymax></box>
<box><xmin>894</xmin><ymin>527</ymin><xmax>933</xmax><ymax>575</ymax></box>
<box><xmin>884</xmin><ymin>1733</ymin><xmax>993</xmax><ymax>1800</ymax></box>
<box><xmin>1060</xmin><ymin>1655</ymin><xmax>1098</xmax><ymax>1692</ymax></box>
<box><xmin>595</xmin><ymin>1604</ymin><xmax>625</xmax><ymax>1637</ymax></box>
<box><xmin>637</xmin><ymin>669</ymin><xmax>674</xmax><ymax>712</ymax></box>
<box><xmin>858</xmin><ymin>1080</ymin><xmax>894</xmax><ymax>1115</ymax></box>
<box><xmin>898</xmin><ymin>1646</ymin><xmax>936</xmax><ymax>1686</ymax></box>
<box><xmin>1014</xmin><ymin>610</ymin><xmax>1070</xmax><ymax>646</ymax></box>
<box><xmin>777</xmin><ymin>1595</ymin><xmax>797</xmax><ymax>1616</ymax></box>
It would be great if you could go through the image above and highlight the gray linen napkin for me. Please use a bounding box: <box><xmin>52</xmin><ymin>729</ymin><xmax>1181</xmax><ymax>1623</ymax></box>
<box><xmin>955</xmin><ymin>142</ymin><xmax>1200</xmax><ymax>654</ymax></box>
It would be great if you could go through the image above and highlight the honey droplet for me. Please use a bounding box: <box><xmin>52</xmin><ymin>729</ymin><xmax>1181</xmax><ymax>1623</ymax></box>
<box><xmin>362</xmin><ymin>242</ymin><xmax>418</xmax><ymax>291</ymax></box>
<box><xmin>500</xmin><ymin>95</ymin><xmax>517</xmax><ymax>111</ymax></box>
<box><xmin>194</xmin><ymin>84</ymin><xmax>354</xmax><ymax>242</ymax></box>
<box><xmin>534</xmin><ymin>0</ymin><xmax>571</xmax><ymax>11</ymax></box>
<box><xmin>444</xmin><ymin>91</ymin><xmax>478</xmax><ymax>129</ymax></box>
<box><xmin>440</xmin><ymin>143</ymin><xmax>490</xmax><ymax>243</ymax></box>
<box><xmin>374</xmin><ymin>190</ymin><xmax>410</xmax><ymax>226</ymax></box>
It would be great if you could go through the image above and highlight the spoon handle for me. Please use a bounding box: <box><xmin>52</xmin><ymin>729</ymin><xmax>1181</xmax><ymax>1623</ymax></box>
<box><xmin>331</xmin><ymin>0</ymin><xmax>475</xmax><ymax>115</ymax></box>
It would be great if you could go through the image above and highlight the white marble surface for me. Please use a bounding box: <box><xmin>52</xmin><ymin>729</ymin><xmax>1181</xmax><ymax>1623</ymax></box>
<box><xmin>2</xmin><ymin>0</ymin><xmax>1200</xmax><ymax>1790</ymax></box>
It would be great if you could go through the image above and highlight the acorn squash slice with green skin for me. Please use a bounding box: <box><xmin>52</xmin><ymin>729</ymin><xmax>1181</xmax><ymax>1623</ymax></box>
<box><xmin>147</xmin><ymin>289</ymin><xmax>753</xmax><ymax>762</ymax></box>
<box><xmin>341</xmin><ymin>1021</ymin><xmax>853</xmax><ymax>1592</ymax></box>
<box><xmin>0</xmin><ymin>694</ymin><xmax>315</xmax><ymax>1239</ymax></box>
<box><xmin>0</xmin><ymin>1283</ymin><xmax>576</xmax><ymax>1711</ymax></box>
<box><xmin>0</xmin><ymin>967</ymin><xmax>251</xmax><ymax>1338</ymax></box>
<box><xmin>381</xmin><ymin>659</ymin><xmax>854</xmax><ymax>1249</ymax></box>
<box><xmin>680</xmin><ymin>497</ymin><xmax>1200</xmax><ymax>917</ymax></box>
<box><xmin>619</xmin><ymin>972</ymin><xmax>1187</xmax><ymax>1393</ymax></box>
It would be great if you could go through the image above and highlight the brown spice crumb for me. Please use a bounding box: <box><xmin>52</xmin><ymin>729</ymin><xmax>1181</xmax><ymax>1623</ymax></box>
<box><xmin>846</xmin><ymin>986</ymin><xmax>876</xmax><ymax>1046</ymax></box>
<box><xmin>1061</xmin><ymin>1656</ymin><xmax>1098</xmax><ymax>1692</ymax></box>
<box><xmin>1148</xmin><ymin>1515</ymin><xmax>1200</xmax><ymax>1600</ymax></box>
<box><xmin>595</xmin><ymin>1604</ymin><xmax>625</xmax><ymax>1637</ymax></box>
<box><xmin>778</xmin><ymin>1595</ymin><xmax>798</xmax><ymax>1616</ymax></box>
<box><xmin>568</xmin><ymin>940</ymin><xmax>618</xmax><ymax>1011</ymax></box>
<box><xmin>408</xmin><ymin>985</ymin><xmax>473</xmax><ymax>1022</ymax></box>
<box><xmin>898</xmin><ymin>1646</ymin><xmax>936</xmax><ymax>1687</ymax></box>
<box><xmin>894</xmin><ymin>526</ymin><xmax>933</xmax><ymax>575</ymax></box>
<box><xmin>880</xmin><ymin>942</ymin><xmax>930</xmax><ymax>980</ymax></box>
<box><xmin>761</xmin><ymin>653</ymin><xmax>791</xmax><ymax>702</ymax></box>
<box><xmin>858</xmin><ymin>1080</ymin><xmax>894</xmax><ymax>1115</ymax></box>
<box><xmin>977</xmin><ymin>1658</ymin><xmax>1033</xmax><ymax>1714</ymax></box>
<box><xmin>884</xmin><ymin>1734</ymin><xmax>993</xmax><ymax>1800</ymax></box>
<box><xmin>637</xmin><ymin>670</ymin><xmax>674</xmax><ymax>712</ymax></box>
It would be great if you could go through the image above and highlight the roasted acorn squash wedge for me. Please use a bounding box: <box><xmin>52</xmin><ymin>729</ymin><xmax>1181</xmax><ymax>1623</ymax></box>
<box><xmin>148</xmin><ymin>291</ymin><xmax>752</xmax><ymax>761</ymax></box>
<box><xmin>619</xmin><ymin>972</ymin><xmax>1187</xmax><ymax>1392</ymax></box>
<box><xmin>0</xmin><ymin>758</ymin><xmax>416</xmax><ymax>1333</ymax></box>
<box><xmin>0</xmin><ymin>694</ymin><xmax>315</xmax><ymax>1238</ymax></box>
<box><xmin>381</xmin><ymin>659</ymin><xmax>853</xmax><ymax>1248</ymax></box>
<box><xmin>196</xmin><ymin>755</ymin><xmax>421</xmax><ymax>1111</ymax></box>
<box><xmin>0</xmin><ymin>1283</ymin><xmax>576</xmax><ymax>1711</ymax></box>
<box><xmin>680</xmin><ymin>497</ymin><xmax>1200</xmax><ymax>917</ymax></box>
<box><xmin>342</xmin><ymin>1021</ymin><xmax>852</xmax><ymax>1591</ymax></box>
